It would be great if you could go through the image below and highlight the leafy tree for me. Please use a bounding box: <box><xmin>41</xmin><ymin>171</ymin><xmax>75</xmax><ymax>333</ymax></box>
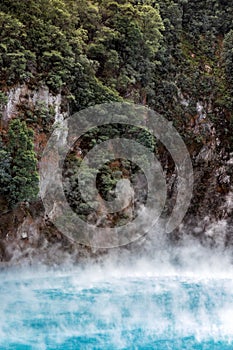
<box><xmin>7</xmin><ymin>119</ymin><xmax>39</xmax><ymax>205</ymax></box>
<box><xmin>223</xmin><ymin>30</ymin><xmax>233</xmax><ymax>92</ymax></box>
<box><xmin>0</xmin><ymin>138</ymin><xmax>11</xmax><ymax>197</ymax></box>
<box><xmin>86</xmin><ymin>0</ymin><xmax>164</xmax><ymax>100</ymax></box>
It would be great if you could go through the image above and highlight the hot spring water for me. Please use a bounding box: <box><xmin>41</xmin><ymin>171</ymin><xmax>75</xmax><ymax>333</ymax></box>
<box><xmin>1</xmin><ymin>245</ymin><xmax>233</xmax><ymax>350</ymax></box>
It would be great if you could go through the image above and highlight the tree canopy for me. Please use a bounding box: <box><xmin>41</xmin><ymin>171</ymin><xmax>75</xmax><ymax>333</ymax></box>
<box><xmin>0</xmin><ymin>0</ymin><xmax>233</xmax><ymax>209</ymax></box>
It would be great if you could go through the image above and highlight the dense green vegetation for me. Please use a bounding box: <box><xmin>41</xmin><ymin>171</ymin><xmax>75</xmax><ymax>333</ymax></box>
<box><xmin>0</xmin><ymin>0</ymin><xmax>164</xmax><ymax>107</ymax></box>
<box><xmin>0</xmin><ymin>119</ymin><xmax>39</xmax><ymax>206</ymax></box>
<box><xmin>151</xmin><ymin>0</ymin><xmax>233</xmax><ymax>142</ymax></box>
<box><xmin>0</xmin><ymin>0</ymin><xmax>233</xmax><ymax>209</ymax></box>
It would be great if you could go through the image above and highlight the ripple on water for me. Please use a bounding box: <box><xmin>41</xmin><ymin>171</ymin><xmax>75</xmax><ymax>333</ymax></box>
<box><xmin>0</xmin><ymin>270</ymin><xmax>233</xmax><ymax>349</ymax></box>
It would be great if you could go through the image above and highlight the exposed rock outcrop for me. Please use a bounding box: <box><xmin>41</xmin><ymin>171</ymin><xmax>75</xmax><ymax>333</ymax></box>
<box><xmin>1</xmin><ymin>84</ymin><xmax>68</xmax><ymax>127</ymax></box>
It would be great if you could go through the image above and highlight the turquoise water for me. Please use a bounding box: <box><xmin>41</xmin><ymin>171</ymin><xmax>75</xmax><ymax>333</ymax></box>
<box><xmin>1</xmin><ymin>268</ymin><xmax>233</xmax><ymax>349</ymax></box>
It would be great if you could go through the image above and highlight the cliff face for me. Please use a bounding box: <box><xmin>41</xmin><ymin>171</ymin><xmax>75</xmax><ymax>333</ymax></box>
<box><xmin>0</xmin><ymin>0</ymin><xmax>233</xmax><ymax>265</ymax></box>
<box><xmin>0</xmin><ymin>85</ymin><xmax>70</xmax><ymax>266</ymax></box>
<box><xmin>2</xmin><ymin>84</ymin><xmax>67</xmax><ymax>125</ymax></box>
<box><xmin>0</xmin><ymin>82</ymin><xmax>232</xmax><ymax>266</ymax></box>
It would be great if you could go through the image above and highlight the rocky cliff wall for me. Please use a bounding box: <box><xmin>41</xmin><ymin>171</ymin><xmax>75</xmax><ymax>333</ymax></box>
<box><xmin>0</xmin><ymin>87</ymin><xmax>232</xmax><ymax>266</ymax></box>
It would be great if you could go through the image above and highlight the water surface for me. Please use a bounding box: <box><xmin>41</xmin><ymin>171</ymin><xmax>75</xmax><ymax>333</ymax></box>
<box><xmin>1</xmin><ymin>267</ymin><xmax>233</xmax><ymax>349</ymax></box>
